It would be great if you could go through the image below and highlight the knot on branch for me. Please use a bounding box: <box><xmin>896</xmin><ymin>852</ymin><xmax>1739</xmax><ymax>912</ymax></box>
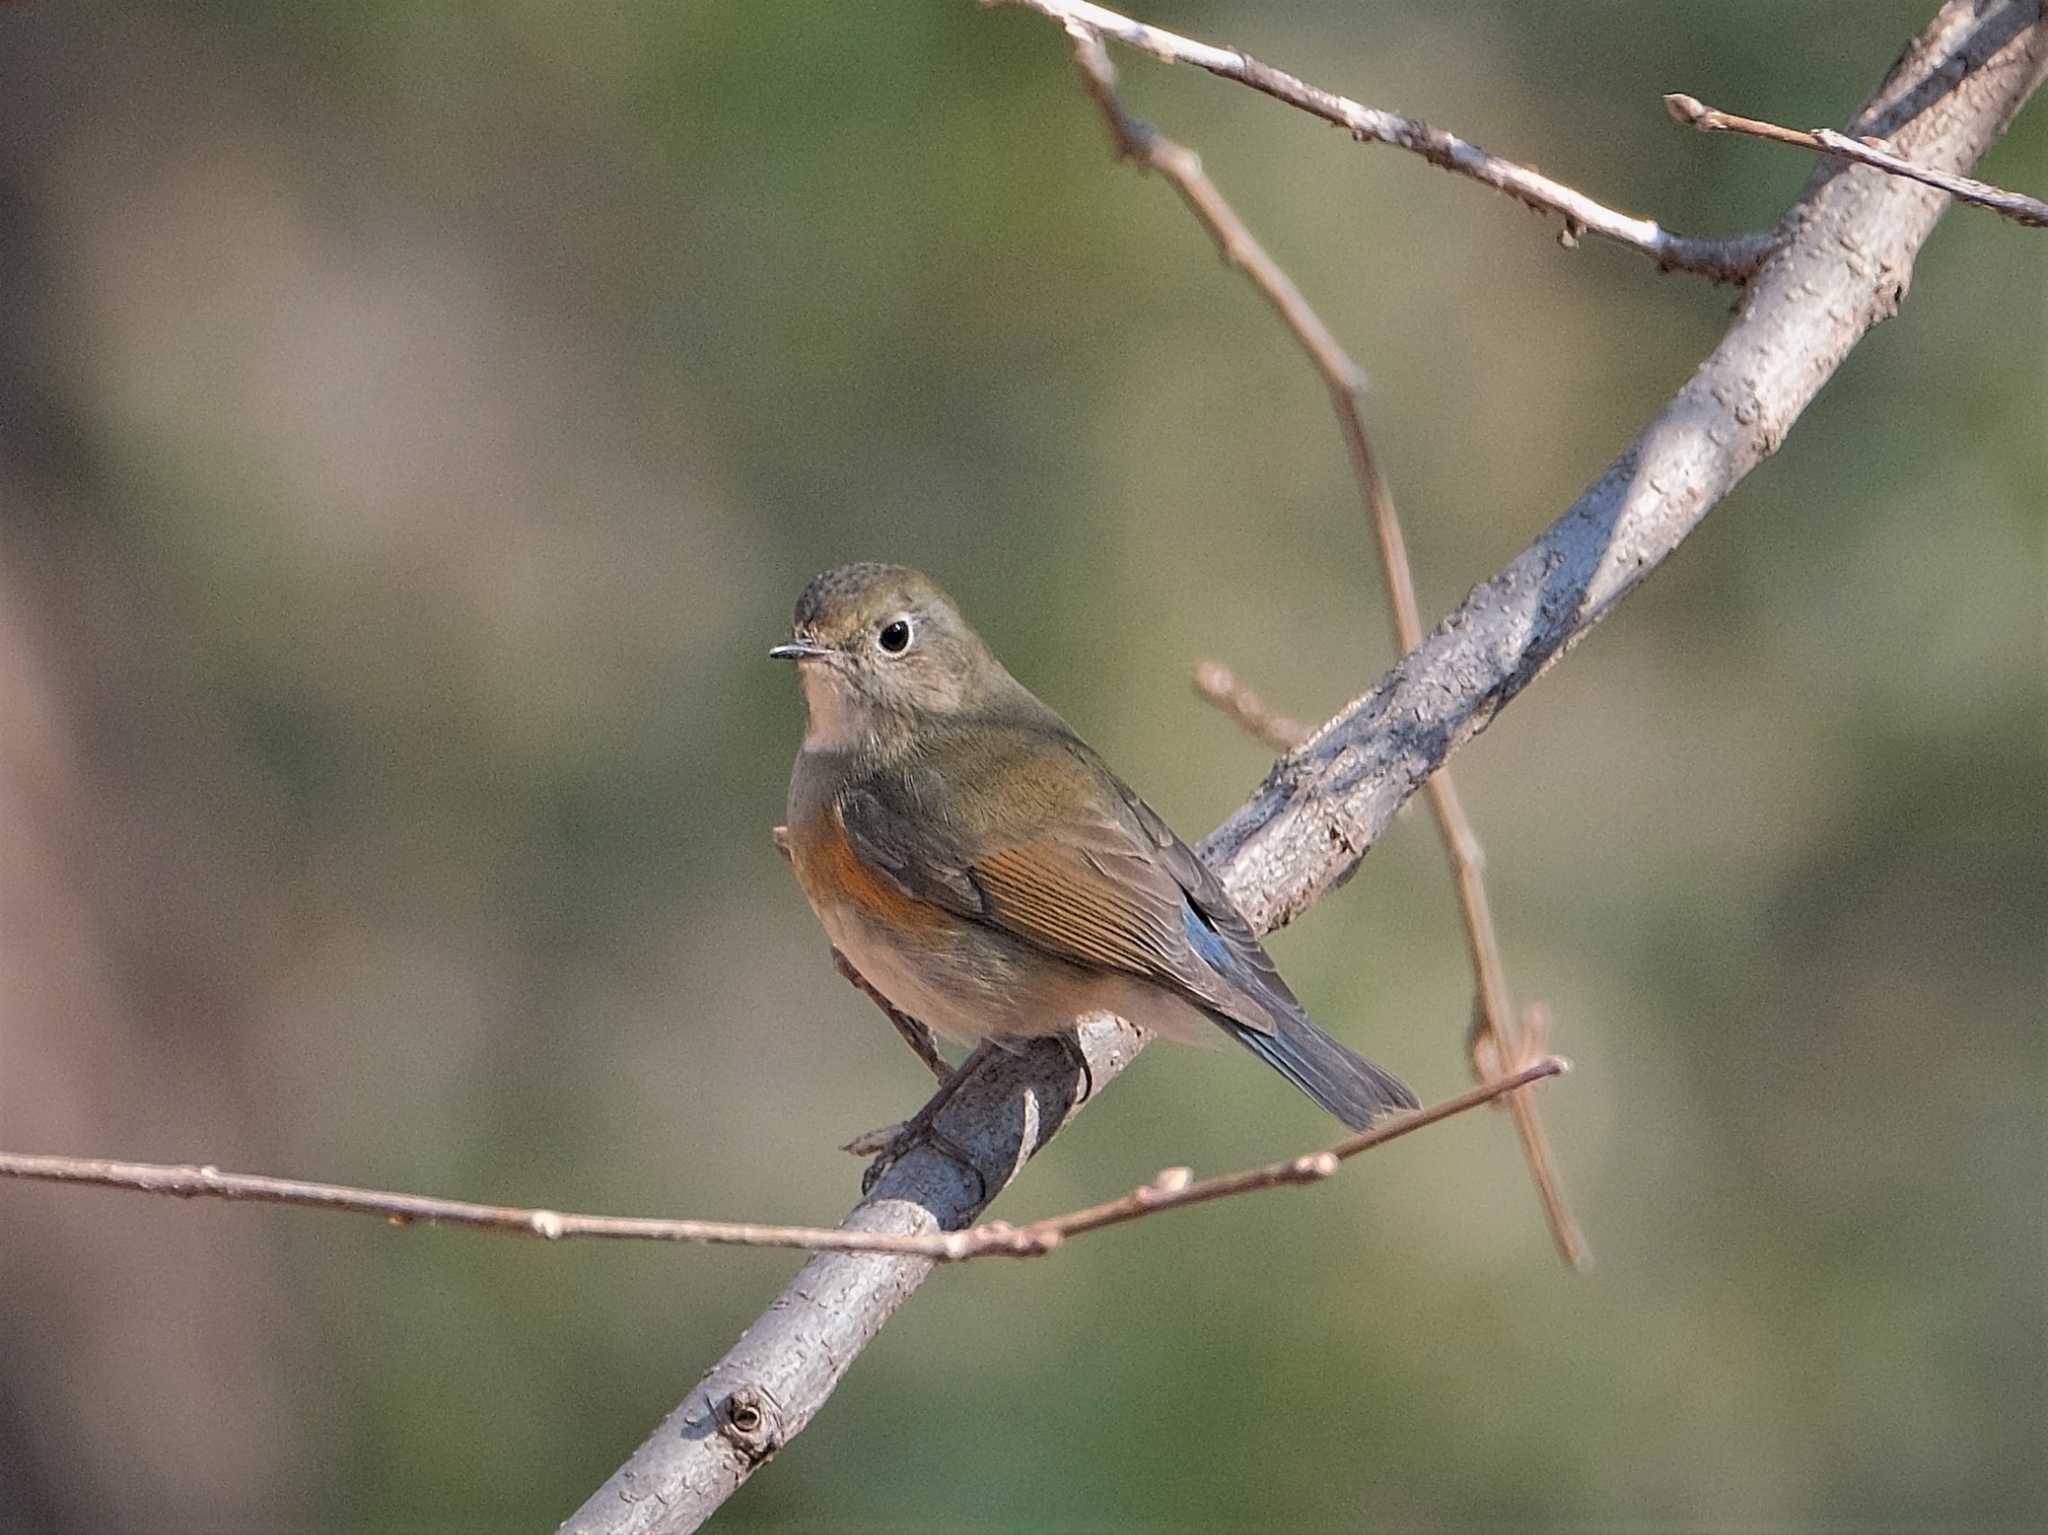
<box><xmin>717</xmin><ymin>1383</ymin><xmax>786</xmax><ymax>1463</ymax></box>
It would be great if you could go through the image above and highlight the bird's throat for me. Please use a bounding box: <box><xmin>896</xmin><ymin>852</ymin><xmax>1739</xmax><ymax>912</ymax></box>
<box><xmin>799</xmin><ymin>665</ymin><xmax>881</xmax><ymax>754</ymax></box>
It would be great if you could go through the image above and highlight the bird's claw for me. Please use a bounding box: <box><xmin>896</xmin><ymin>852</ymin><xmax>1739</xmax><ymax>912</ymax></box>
<box><xmin>853</xmin><ymin>1113</ymin><xmax>985</xmax><ymax>1202</ymax></box>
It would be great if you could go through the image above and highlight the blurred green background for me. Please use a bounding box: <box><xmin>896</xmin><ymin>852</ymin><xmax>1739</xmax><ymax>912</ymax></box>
<box><xmin>1</xmin><ymin>3</ymin><xmax>2041</xmax><ymax>1531</ymax></box>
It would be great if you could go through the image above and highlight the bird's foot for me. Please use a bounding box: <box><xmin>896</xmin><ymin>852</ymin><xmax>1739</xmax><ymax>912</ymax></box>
<box><xmin>851</xmin><ymin>1117</ymin><xmax>985</xmax><ymax>1201</ymax></box>
<box><xmin>845</xmin><ymin>1043</ymin><xmax>997</xmax><ymax>1201</ymax></box>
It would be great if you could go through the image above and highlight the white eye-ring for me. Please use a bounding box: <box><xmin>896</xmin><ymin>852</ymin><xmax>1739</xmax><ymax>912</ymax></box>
<box><xmin>877</xmin><ymin>616</ymin><xmax>914</xmax><ymax>655</ymax></box>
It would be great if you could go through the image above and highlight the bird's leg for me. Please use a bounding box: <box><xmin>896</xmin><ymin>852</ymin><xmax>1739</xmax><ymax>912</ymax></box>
<box><xmin>850</xmin><ymin>1041</ymin><xmax>1000</xmax><ymax>1200</ymax></box>
<box><xmin>831</xmin><ymin>945</ymin><xmax>951</xmax><ymax>1083</ymax></box>
<box><xmin>852</xmin><ymin>1027</ymin><xmax>1097</xmax><ymax>1196</ymax></box>
<box><xmin>826</xmin><ymin>941</ymin><xmax>987</xmax><ymax>1196</ymax></box>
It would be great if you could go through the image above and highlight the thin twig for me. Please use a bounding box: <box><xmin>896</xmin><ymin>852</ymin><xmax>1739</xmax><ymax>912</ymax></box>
<box><xmin>994</xmin><ymin>0</ymin><xmax>1775</xmax><ymax>281</ymax></box>
<box><xmin>997</xmin><ymin>1055</ymin><xmax>1566</xmax><ymax>1251</ymax></box>
<box><xmin>0</xmin><ymin>1059</ymin><xmax>1562</xmax><ymax>1264</ymax></box>
<box><xmin>1666</xmin><ymin>92</ymin><xmax>2048</xmax><ymax>228</ymax></box>
<box><xmin>1192</xmin><ymin>660</ymin><xmax>1309</xmax><ymax>751</ymax></box>
<box><xmin>1066</xmin><ymin>24</ymin><xmax>1590</xmax><ymax>1270</ymax></box>
<box><xmin>0</xmin><ymin>1154</ymin><xmax>940</xmax><ymax>1255</ymax></box>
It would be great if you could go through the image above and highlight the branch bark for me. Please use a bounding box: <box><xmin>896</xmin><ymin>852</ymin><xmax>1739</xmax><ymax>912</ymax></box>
<box><xmin>993</xmin><ymin>0</ymin><xmax>1777</xmax><ymax>280</ymax></box>
<box><xmin>1666</xmin><ymin>91</ymin><xmax>2048</xmax><ymax>227</ymax></box>
<box><xmin>563</xmin><ymin>5</ymin><xmax>2047</xmax><ymax>1529</ymax></box>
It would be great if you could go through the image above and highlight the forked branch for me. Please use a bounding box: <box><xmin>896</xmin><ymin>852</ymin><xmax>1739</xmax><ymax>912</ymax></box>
<box><xmin>1667</xmin><ymin>92</ymin><xmax>2048</xmax><ymax>227</ymax></box>
<box><xmin>993</xmin><ymin>0</ymin><xmax>1776</xmax><ymax>280</ymax></box>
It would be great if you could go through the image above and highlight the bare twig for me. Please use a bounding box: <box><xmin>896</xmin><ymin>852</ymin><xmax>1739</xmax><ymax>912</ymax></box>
<box><xmin>1068</xmin><ymin>23</ymin><xmax>1589</xmax><ymax>1269</ymax></box>
<box><xmin>1666</xmin><ymin>91</ymin><xmax>2048</xmax><ymax>228</ymax></box>
<box><xmin>1193</xmin><ymin>660</ymin><xmax>1309</xmax><ymax>751</ymax></box>
<box><xmin>1007</xmin><ymin>1055</ymin><xmax>1565</xmax><ymax>1248</ymax></box>
<box><xmin>0</xmin><ymin>1059</ymin><xmax>1560</xmax><ymax>1264</ymax></box>
<box><xmin>566</xmin><ymin>7</ymin><xmax>2048</xmax><ymax>1528</ymax></box>
<box><xmin>0</xmin><ymin>1152</ymin><xmax>947</xmax><ymax>1256</ymax></box>
<box><xmin>993</xmin><ymin>0</ymin><xmax>1775</xmax><ymax>281</ymax></box>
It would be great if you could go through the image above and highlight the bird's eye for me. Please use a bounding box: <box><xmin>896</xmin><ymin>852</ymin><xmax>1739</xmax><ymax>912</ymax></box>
<box><xmin>878</xmin><ymin>617</ymin><xmax>913</xmax><ymax>655</ymax></box>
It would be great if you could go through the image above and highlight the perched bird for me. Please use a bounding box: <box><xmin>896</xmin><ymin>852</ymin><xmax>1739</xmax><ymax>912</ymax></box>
<box><xmin>773</xmin><ymin>563</ymin><xmax>1416</xmax><ymax>1131</ymax></box>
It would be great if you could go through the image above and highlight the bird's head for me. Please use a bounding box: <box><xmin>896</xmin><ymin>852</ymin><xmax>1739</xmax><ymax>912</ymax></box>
<box><xmin>772</xmin><ymin>563</ymin><xmax>1008</xmax><ymax>751</ymax></box>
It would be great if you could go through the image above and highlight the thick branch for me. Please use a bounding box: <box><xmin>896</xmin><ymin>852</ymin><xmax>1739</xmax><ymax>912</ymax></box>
<box><xmin>565</xmin><ymin>5</ymin><xmax>2047</xmax><ymax>1530</ymax></box>
<box><xmin>994</xmin><ymin>0</ymin><xmax>1775</xmax><ymax>280</ymax></box>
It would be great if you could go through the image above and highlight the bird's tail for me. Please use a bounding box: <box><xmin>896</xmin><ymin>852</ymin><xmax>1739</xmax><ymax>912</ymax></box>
<box><xmin>1217</xmin><ymin>1011</ymin><xmax>1418</xmax><ymax>1132</ymax></box>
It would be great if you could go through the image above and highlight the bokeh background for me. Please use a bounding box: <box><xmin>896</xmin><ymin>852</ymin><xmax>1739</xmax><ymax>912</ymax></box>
<box><xmin>1</xmin><ymin>3</ymin><xmax>2042</xmax><ymax>1530</ymax></box>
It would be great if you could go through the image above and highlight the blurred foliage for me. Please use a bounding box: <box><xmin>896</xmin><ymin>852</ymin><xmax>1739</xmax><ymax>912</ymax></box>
<box><xmin>0</xmin><ymin>2</ymin><xmax>2041</xmax><ymax>1531</ymax></box>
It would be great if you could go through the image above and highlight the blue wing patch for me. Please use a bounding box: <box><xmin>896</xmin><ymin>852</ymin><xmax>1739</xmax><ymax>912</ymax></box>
<box><xmin>1181</xmin><ymin>899</ymin><xmax>1237</xmax><ymax>977</ymax></box>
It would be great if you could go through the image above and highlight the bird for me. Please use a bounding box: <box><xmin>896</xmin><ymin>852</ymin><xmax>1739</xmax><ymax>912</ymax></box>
<box><xmin>772</xmin><ymin>562</ymin><xmax>1416</xmax><ymax>1131</ymax></box>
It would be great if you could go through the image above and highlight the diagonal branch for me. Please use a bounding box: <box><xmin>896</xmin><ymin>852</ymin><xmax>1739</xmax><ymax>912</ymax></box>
<box><xmin>1063</xmin><ymin>21</ymin><xmax>1589</xmax><ymax>1268</ymax></box>
<box><xmin>991</xmin><ymin>0</ymin><xmax>1776</xmax><ymax>281</ymax></box>
<box><xmin>564</xmin><ymin>5</ymin><xmax>2048</xmax><ymax>1530</ymax></box>
<box><xmin>1666</xmin><ymin>91</ymin><xmax>2048</xmax><ymax>227</ymax></box>
<box><xmin>0</xmin><ymin>1058</ymin><xmax>1562</xmax><ymax>1264</ymax></box>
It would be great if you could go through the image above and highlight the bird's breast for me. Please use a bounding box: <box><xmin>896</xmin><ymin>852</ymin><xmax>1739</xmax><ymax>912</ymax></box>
<box><xmin>787</xmin><ymin>797</ymin><xmax>950</xmax><ymax>940</ymax></box>
<box><xmin>784</xmin><ymin>791</ymin><xmax>985</xmax><ymax>1037</ymax></box>
<box><xmin>782</xmin><ymin>756</ymin><xmax>1218</xmax><ymax>1046</ymax></box>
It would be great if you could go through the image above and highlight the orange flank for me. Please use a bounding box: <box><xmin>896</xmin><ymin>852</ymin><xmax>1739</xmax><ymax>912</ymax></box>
<box><xmin>796</xmin><ymin>802</ymin><xmax>955</xmax><ymax>937</ymax></box>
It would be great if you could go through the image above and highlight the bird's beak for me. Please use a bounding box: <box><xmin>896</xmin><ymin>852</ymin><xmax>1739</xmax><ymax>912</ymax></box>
<box><xmin>769</xmin><ymin>639</ymin><xmax>832</xmax><ymax>662</ymax></box>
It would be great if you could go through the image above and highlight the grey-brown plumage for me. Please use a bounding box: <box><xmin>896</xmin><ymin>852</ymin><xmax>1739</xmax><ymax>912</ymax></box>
<box><xmin>775</xmin><ymin>563</ymin><xmax>1416</xmax><ymax>1130</ymax></box>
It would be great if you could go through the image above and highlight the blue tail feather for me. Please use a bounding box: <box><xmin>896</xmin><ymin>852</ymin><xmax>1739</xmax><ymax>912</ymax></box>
<box><xmin>1219</xmin><ymin>1012</ymin><xmax>1418</xmax><ymax>1132</ymax></box>
<box><xmin>1180</xmin><ymin>898</ymin><xmax>1414</xmax><ymax>1129</ymax></box>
